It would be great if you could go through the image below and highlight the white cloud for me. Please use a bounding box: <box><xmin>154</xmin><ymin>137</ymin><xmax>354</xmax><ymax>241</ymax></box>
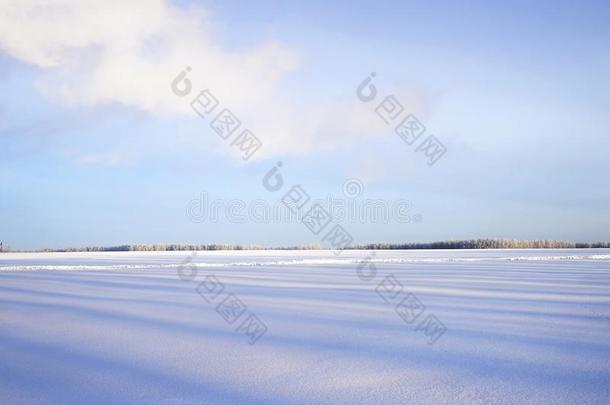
<box><xmin>0</xmin><ymin>0</ymin><xmax>297</xmax><ymax>113</ymax></box>
<box><xmin>0</xmin><ymin>0</ymin><xmax>428</xmax><ymax>158</ymax></box>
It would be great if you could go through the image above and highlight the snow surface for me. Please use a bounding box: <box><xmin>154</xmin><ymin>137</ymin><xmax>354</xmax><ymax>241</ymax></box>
<box><xmin>1</xmin><ymin>249</ymin><xmax>609</xmax><ymax>404</ymax></box>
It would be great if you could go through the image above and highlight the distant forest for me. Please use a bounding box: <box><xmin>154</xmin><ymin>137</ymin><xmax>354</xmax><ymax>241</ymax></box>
<box><xmin>2</xmin><ymin>239</ymin><xmax>610</xmax><ymax>253</ymax></box>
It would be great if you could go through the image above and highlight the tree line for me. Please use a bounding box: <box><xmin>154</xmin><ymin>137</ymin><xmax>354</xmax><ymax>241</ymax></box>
<box><xmin>2</xmin><ymin>238</ymin><xmax>609</xmax><ymax>252</ymax></box>
<box><xmin>33</xmin><ymin>244</ymin><xmax>323</xmax><ymax>252</ymax></box>
<box><xmin>352</xmin><ymin>239</ymin><xmax>610</xmax><ymax>250</ymax></box>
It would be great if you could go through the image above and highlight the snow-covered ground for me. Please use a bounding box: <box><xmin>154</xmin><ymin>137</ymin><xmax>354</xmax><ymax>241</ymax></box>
<box><xmin>1</xmin><ymin>249</ymin><xmax>609</xmax><ymax>404</ymax></box>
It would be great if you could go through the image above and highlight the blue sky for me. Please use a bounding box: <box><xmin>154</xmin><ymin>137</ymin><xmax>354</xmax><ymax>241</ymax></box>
<box><xmin>0</xmin><ymin>0</ymin><xmax>609</xmax><ymax>250</ymax></box>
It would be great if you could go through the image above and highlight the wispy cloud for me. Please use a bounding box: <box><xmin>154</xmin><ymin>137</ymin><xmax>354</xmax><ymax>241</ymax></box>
<box><xmin>64</xmin><ymin>149</ymin><xmax>131</xmax><ymax>166</ymax></box>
